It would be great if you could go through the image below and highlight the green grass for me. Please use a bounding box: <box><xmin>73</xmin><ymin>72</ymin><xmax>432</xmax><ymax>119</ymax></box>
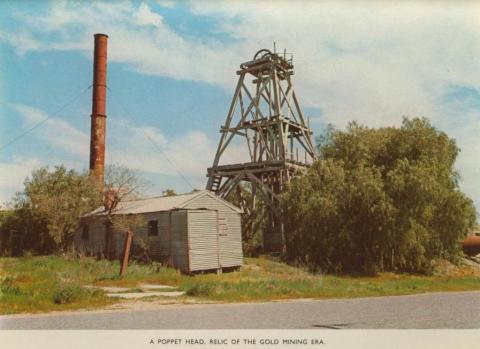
<box><xmin>180</xmin><ymin>258</ymin><xmax>480</xmax><ymax>301</ymax></box>
<box><xmin>1</xmin><ymin>255</ymin><xmax>480</xmax><ymax>314</ymax></box>
<box><xmin>0</xmin><ymin>255</ymin><xmax>183</xmax><ymax>314</ymax></box>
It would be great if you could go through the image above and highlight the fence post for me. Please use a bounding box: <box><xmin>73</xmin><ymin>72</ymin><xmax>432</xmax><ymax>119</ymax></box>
<box><xmin>119</xmin><ymin>230</ymin><xmax>133</xmax><ymax>277</ymax></box>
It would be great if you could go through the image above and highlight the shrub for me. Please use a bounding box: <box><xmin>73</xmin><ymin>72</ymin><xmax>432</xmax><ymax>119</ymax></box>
<box><xmin>185</xmin><ymin>283</ymin><xmax>216</xmax><ymax>297</ymax></box>
<box><xmin>53</xmin><ymin>284</ymin><xmax>89</xmax><ymax>304</ymax></box>
<box><xmin>0</xmin><ymin>277</ymin><xmax>21</xmax><ymax>296</ymax></box>
<box><xmin>283</xmin><ymin>118</ymin><xmax>477</xmax><ymax>274</ymax></box>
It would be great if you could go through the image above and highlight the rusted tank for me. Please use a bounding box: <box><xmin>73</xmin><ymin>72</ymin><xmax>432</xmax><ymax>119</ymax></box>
<box><xmin>89</xmin><ymin>33</ymin><xmax>108</xmax><ymax>185</ymax></box>
<box><xmin>460</xmin><ymin>235</ymin><xmax>480</xmax><ymax>256</ymax></box>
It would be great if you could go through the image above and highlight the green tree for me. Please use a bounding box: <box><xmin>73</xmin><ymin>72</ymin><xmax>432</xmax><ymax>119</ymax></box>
<box><xmin>1</xmin><ymin>205</ymin><xmax>56</xmax><ymax>256</ymax></box>
<box><xmin>14</xmin><ymin>166</ymin><xmax>102</xmax><ymax>253</ymax></box>
<box><xmin>282</xmin><ymin>118</ymin><xmax>477</xmax><ymax>274</ymax></box>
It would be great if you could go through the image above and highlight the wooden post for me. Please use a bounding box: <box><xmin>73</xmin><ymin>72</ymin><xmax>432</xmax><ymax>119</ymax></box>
<box><xmin>104</xmin><ymin>221</ymin><xmax>112</xmax><ymax>259</ymax></box>
<box><xmin>119</xmin><ymin>230</ymin><xmax>133</xmax><ymax>277</ymax></box>
<box><xmin>168</xmin><ymin>211</ymin><xmax>173</xmax><ymax>267</ymax></box>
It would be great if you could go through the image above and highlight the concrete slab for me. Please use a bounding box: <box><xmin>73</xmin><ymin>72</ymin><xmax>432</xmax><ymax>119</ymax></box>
<box><xmin>139</xmin><ymin>284</ymin><xmax>176</xmax><ymax>290</ymax></box>
<box><xmin>84</xmin><ymin>286</ymin><xmax>132</xmax><ymax>293</ymax></box>
<box><xmin>155</xmin><ymin>291</ymin><xmax>185</xmax><ymax>297</ymax></box>
<box><xmin>105</xmin><ymin>291</ymin><xmax>185</xmax><ymax>299</ymax></box>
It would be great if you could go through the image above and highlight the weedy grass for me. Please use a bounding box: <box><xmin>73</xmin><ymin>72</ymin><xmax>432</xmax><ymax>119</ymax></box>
<box><xmin>0</xmin><ymin>256</ymin><xmax>113</xmax><ymax>314</ymax></box>
<box><xmin>179</xmin><ymin>257</ymin><xmax>480</xmax><ymax>302</ymax></box>
<box><xmin>1</xmin><ymin>255</ymin><xmax>480</xmax><ymax>314</ymax></box>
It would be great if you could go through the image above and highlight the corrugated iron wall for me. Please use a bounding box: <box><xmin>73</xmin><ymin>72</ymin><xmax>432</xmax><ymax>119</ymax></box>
<box><xmin>184</xmin><ymin>195</ymin><xmax>243</xmax><ymax>268</ymax></box>
<box><xmin>187</xmin><ymin>210</ymin><xmax>219</xmax><ymax>272</ymax></box>
<box><xmin>74</xmin><ymin>195</ymin><xmax>243</xmax><ymax>272</ymax></box>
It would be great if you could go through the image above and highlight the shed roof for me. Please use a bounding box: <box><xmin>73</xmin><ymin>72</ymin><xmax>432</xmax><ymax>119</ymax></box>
<box><xmin>84</xmin><ymin>190</ymin><xmax>242</xmax><ymax>216</ymax></box>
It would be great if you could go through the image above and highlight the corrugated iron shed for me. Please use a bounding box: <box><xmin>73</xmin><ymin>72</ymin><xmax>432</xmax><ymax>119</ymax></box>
<box><xmin>75</xmin><ymin>190</ymin><xmax>243</xmax><ymax>273</ymax></box>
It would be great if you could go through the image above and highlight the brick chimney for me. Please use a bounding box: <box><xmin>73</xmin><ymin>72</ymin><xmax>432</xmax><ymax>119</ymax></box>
<box><xmin>89</xmin><ymin>33</ymin><xmax>108</xmax><ymax>186</ymax></box>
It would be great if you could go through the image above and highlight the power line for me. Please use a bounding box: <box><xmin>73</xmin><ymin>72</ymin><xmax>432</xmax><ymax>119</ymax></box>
<box><xmin>107</xmin><ymin>87</ymin><xmax>195</xmax><ymax>190</ymax></box>
<box><xmin>0</xmin><ymin>85</ymin><xmax>92</xmax><ymax>152</ymax></box>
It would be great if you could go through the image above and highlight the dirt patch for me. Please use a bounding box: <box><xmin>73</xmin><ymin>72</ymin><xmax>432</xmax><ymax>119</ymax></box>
<box><xmin>432</xmin><ymin>258</ymin><xmax>480</xmax><ymax>277</ymax></box>
<box><xmin>105</xmin><ymin>298</ymin><xmax>216</xmax><ymax>312</ymax></box>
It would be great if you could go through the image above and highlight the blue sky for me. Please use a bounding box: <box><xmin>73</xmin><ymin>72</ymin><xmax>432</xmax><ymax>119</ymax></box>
<box><xmin>1</xmin><ymin>1</ymin><xmax>480</xmax><ymax>210</ymax></box>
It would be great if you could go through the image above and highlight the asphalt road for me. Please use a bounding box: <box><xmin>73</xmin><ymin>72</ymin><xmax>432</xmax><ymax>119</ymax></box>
<box><xmin>1</xmin><ymin>291</ymin><xmax>479</xmax><ymax>329</ymax></box>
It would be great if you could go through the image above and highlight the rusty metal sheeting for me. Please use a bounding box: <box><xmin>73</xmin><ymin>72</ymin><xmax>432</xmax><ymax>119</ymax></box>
<box><xmin>89</xmin><ymin>33</ymin><xmax>108</xmax><ymax>185</ymax></box>
<box><xmin>460</xmin><ymin>235</ymin><xmax>480</xmax><ymax>256</ymax></box>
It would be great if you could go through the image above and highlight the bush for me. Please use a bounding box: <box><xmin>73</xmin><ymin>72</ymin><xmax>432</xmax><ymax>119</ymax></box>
<box><xmin>53</xmin><ymin>284</ymin><xmax>90</xmax><ymax>304</ymax></box>
<box><xmin>0</xmin><ymin>277</ymin><xmax>21</xmax><ymax>296</ymax></box>
<box><xmin>283</xmin><ymin>118</ymin><xmax>477</xmax><ymax>274</ymax></box>
<box><xmin>185</xmin><ymin>283</ymin><xmax>216</xmax><ymax>297</ymax></box>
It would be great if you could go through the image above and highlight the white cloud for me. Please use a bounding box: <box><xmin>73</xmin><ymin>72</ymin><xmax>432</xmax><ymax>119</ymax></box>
<box><xmin>195</xmin><ymin>2</ymin><xmax>480</xmax><ymax>125</ymax></box>
<box><xmin>0</xmin><ymin>31</ymin><xmax>43</xmax><ymax>55</ymax></box>
<box><xmin>9</xmin><ymin>103</ymin><xmax>215</xmax><ymax>179</ymax></box>
<box><xmin>2</xmin><ymin>1</ymin><xmax>237</xmax><ymax>86</ymax></box>
<box><xmin>0</xmin><ymin>158</ymin><xmax>42</xmax><ymax>206</ymax></box>
<box><xmin>106</xmin><ymin>117</ymin><xmax>248</xmax><ymax>178</ymax></box>
<box><xmin>3</xmin><ymin>1</ymin><xmax>480</xmax><ymax>206</ymax></box>
<box><xmin>0</xmin><ymin>105</ymin><xmax>226</xmax><ymax>198</ymax></box>
<box><xmin>2</xmin><ymin>104</ymin><xmax>251</xmax><ymax>196</ymax></box>
<box><xmin>14</xmin><ymin>104</ymin><xmax>89</xmax><ymax>158</ymax></box>
<box><xmin>135</xmin><ymin>3</ymin><xmax>163</xmax><ymax>27</ymax></box>
<box><xmin>0</xmin><ymin>105</ymin><xmax>91</xmax><ymax>204</ymax></box>
<box><xmin>5</xmin><ymin>1</ymin><xmax>480</xmax><ymax>123</ymax></box>
<box><xmin>156</xmin><ymin>1</ymin><xmax>175</xmax><ymax>9</ymax></box>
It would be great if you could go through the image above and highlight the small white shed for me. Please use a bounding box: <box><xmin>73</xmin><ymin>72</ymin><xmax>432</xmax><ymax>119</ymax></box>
<box><xmin>74</xmin><ymin>190</ymin><xmax>243</xmax><ymax>273</ymax></box>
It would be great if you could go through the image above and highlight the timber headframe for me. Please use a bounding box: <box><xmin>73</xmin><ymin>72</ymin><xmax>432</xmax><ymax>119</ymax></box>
<box><xmin>206</xmin><ymin>48</ymin><xmax>316</xmax><ymax>253</ymax></box>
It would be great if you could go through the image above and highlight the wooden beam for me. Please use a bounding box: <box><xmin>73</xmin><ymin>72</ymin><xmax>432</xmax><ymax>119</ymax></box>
<box><xmin>218</xmin><ymin>173</ymin><xmax>244</xmax><ymax>198</ymax></box>
<box><xmin>208</xmin><ymin>74</ymin><xmax>245</xmax><ymax>178</ymax></box>
<box><xmin>246</xmin><ymin>174</ymin><xmax>281</xmax><ymax>217</ymax></box>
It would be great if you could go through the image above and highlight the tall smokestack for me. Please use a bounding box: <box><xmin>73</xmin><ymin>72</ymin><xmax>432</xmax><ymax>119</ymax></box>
<box><xmin>89</xmin><ymin>33</ymin><xmax>108</xmax><ymax>185</ymax></box>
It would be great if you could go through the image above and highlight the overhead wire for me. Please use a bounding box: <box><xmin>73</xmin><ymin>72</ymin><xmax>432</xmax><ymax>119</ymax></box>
<box><xmin>0</xmin><ymin>85</ymin><xmax>92</xmax><ymax>152</ymax></box>
<box><xmin>107</xmin><ymin>87</ymin><xmax>195</xmax><ymax>190</ymax></box>
<box><xmin>1</xmin><ymin>82</ymin><xmax>197</xmax><ymax>191</ymax></box>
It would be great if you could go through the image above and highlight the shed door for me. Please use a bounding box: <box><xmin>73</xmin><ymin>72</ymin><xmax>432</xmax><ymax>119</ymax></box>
<box><xmin>187</xmin><ymin>210</ymin><xmax>219</xmax><ymax>271</ymax></box>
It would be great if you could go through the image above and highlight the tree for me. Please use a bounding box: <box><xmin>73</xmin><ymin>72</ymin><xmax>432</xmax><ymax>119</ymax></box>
<box><xmin>103</xmin><ymin>164</ymin><xmax>146</xmax><ymax>216</ymax></box>
<box><xmin>0</xmin><ymin>205</ymin><xmax>52</xmax><ymax>256</ymax></box>
<box><xmin>282</xmin><ymin>118</ymin><xmax>477</xmax><ymax>274</ymax></box>
<box><xmin>102</xmin><ymin>164</ymin><xmax>148</xmax><ymax>260</ymax></box>
<box><xmin>12</xmin><ymin>166</ymin><xmax>102</xmax><ymax>253</ymax></box>
<box><xmin>0</xmin><ymin>164</ymin><xmax>150</xmax><ymax>256</ymax></box>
